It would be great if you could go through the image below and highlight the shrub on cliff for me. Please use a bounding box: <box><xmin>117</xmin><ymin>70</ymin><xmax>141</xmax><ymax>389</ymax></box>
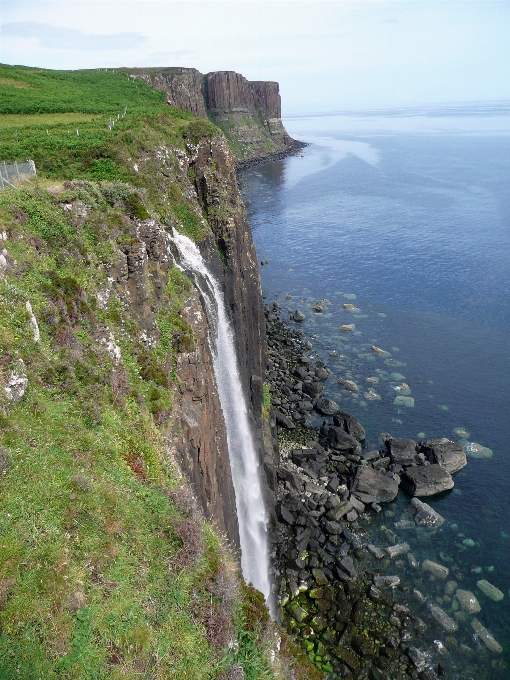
<box><xmin>183</xmin><ymin>119</ymin><xmax>218</xmax><ymax>145</ymax></box>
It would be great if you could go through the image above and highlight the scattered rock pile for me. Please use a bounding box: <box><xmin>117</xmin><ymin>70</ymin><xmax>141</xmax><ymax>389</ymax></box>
<box><xmin>264</xmin><ymin>305</ymin><xmax>503</xmax><ymax>680</ymax></box>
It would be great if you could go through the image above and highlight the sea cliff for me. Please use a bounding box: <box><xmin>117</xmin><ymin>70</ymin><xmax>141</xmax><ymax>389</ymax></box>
<box><xmin>127</xmin><ymin>67</ymin><xmax>304</xmax><ymax>165</ymax></box>
<box><xmin>0</xmin><ymin>63</ymin><xmax>317</xmax><ymax>679</ymax></box>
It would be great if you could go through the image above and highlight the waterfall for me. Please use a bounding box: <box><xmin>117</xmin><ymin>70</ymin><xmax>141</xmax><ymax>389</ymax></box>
<box><xmin>172</xmin><ymin>230</ymin><xmax>272</xmax><ymax>608</ymax></box>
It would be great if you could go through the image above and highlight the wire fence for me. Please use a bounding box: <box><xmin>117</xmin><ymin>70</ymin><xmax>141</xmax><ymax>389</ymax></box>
<box><xmin>0</xmin><ymin>160</ymin><xmax>37</xmax><ymax>189</ymax></box>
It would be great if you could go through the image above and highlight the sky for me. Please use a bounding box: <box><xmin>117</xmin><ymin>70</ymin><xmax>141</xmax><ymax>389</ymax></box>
<box><xmin>1</xmin><ymin>0</ymin><xmax>509</xmax><ymax>113</ymax></box>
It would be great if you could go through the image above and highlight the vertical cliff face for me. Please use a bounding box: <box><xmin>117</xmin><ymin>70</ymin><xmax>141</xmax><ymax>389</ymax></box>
<box><xmin>204</xmin><ymin>71</ymin><xmax>295</xmax><ymax>162</ymax></box>
<box><xmin>128</xmin><ymin>67</ymin><xmax>207</xmax><ymax>118</ymax></box>
<box><xmin>188</xmin><ymin>134</ymin><xmax>276</xmax><ymax>498</ymax></box>
<box><xmin>249</xmin><ymin>81</ymin><xmax>281</xmax><ymax>119</ymax></box>
<box><xmin>170</xmin><ymin>288</ymin><xmax>240</xmax><ymax>546</ymax></box>
<box><xmin>205</xmin><ymin>71</ymin><xmax>255</xmax><ymax>110</ymax></box>
<box><xmin>128</xmin><ymin>67</ymin><xmax>303</xmax><ymax>164</ymax></box>
<box><xmin>116</xmin><ymin>126</ymin><xmax>276</xmax><ymax>548</ymax></box>
<box><xmin>103</xmin><ymin>213</ymin><xmax>240</xmax><ymax>546</ymax></box>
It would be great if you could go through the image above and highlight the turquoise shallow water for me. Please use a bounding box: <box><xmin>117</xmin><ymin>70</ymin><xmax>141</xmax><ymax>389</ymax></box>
<box><xmin>240</xmin><ymin>105</ymin><xmax>510</xmax><ymax>677</ymax></box>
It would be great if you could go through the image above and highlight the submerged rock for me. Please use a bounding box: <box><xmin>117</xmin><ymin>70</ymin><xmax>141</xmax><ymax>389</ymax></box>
<box><xmin>367</xmin><ymin>544</ymin><xmax>385</xmax><ymax>559</ymax></box>
<box><xmin>338</xmin><ymin>378</ymin><xmax>358</xmax><ymax>392</ymax></box>
<box><xmin>393</xmin><ymin>382</ymin><xmax>411</xmax><ymax>395</ymax></box>
<box><xmin>406</xmin><ymin>646</ymin><xmax>427</xmax><ymax>669</ymax></box>
<box><xmin>422</xmin><ymin>560</ymin><xmax>449</xmax><ymax>579</ymax></box>
<box><xmin>460</xmin><ymin>440</ymin><xmax>493</xmax><ymax>459</ymax></box>
<box><xmin>364</xmin><ymin>389</ymin><xmax>381</xmax><ymax>400</ymax></box>
<box><xmin>393</xmin><ymin>395</ymin><xmax>415</xmax><ymax>407</ymax></box>
<box><xmin>471</xmin><ymin>618</ymin><xmax>503</xmax><ymax>653</ymax></box>
<box><xmin>373</xmin><ymin>574</ymin><xmax>400</xmax><ymax>588</ymax></box>
<box><xmin>456</xmin><ymin>589</ymin><xmax>481</xmax><ymax>614</ymax></box>
<box><xmin>427</xmin><ymin>603</ymin><xmax>458</xmax><ymax>632</ymax></box>
<box><xmin>477</xmin><ymin>579</ymin><xmax>504</xmax><ymax>601</ymax></box>
<box><xmin>407</xmin><ymin>553</ymin><xmax>418</xmax><ymax>568</ymax></box>
<box><xmin>386</xmin><ymin>543</ymin><xmax>410</xmax><ymax>558</ymax></box>
<box><xmin>445</xmin><ymin>580</ymin><xmax>458</xmax><ymax>596</ymax></box>
<box><xmin>339</xmin><ymin>324</ymin><xmax>355</xmax><ymax>332</ymax></box>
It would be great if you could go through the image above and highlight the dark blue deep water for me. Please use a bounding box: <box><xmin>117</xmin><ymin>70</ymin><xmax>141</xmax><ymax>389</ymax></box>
<box><xmin>240</xmin><ymin>106</ymin><xmax>510</xmax><ymax>678</ymax></box>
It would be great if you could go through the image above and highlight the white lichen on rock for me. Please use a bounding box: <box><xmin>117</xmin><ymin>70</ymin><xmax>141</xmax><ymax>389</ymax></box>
<box><xmin>4</xmin><ymin>359</ymin><xmax>28</xmax><ymax>402</ymax></box>
<box><xmin>100</xmin><ymin>331</ymin><xmax>122</xmax><ymax>363</ymax></box>
<box><xmin>26</xmin><ymin>301</ymin><xmax>40</xmax><ymax>342</ymax></box>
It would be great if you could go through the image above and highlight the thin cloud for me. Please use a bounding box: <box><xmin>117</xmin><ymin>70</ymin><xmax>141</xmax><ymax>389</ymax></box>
<box><xmin>146</xmin><ymin>51</ymin><xmax>198</xmax><ymax>64</ymax></box>
<box><xmin>1</xmin><ymin>22</ymin><xmax>147</xmax><ymax>51</ymax></box>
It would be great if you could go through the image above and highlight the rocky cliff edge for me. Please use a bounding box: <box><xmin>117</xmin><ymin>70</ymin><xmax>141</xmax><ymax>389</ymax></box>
<box><xmin>127</xmin><ymin>67</ymin><xmax>304</xmax><ymax>166</ymax></box>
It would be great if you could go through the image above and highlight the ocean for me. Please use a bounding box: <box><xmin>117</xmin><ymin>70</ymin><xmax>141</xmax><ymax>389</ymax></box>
<box><xmin>239</xmin><ymin>103</ymin><xmax>510</xmax><ymax>677</ymax></box>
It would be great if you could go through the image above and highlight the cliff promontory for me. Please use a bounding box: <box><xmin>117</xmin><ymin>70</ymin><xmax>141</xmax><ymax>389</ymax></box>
<box><xmin>127</xmin><ymin>67</ymin><xmax>303</xmax><ymax>165</ymax></box>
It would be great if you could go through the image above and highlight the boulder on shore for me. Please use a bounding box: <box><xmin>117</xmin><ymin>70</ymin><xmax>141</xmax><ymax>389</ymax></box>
<box><xmin>385</xmin><ymin>438</ymin><xmax>418</xmax><ymax>466</ymax></box>
<box><xmin>275</xmin><ymin>411</ymin><xmax>295</xmax><ymax>430</ymax></box>
<box><xmin>419</xmin><ymin>438</ymin><xmax>467</xmax><ymax>474</ymax></box>
<box><xmin>314</xmin><ymin>396</ymin><xmax>340</xmax><ymax>416</ymax></box>
<box><xmin>351</xmin><ymin>466</ymin><xmax>399</xmax><ymax>504</ymax></box>
<box><xmin>302</xmin><ymin>380</ymin><xmax>323</xmax><ymax>398</ymax></box>
<box><xmin>326</xmin><ymin>426</ymin><xmax>362</xmax><ymax>455</ymax></box>
<box><xmin>333</xmin><ymin>411</ymin><xmax>366</xmax><ymax>441</ymax></box>
<box><xmin>401</xmin><ymin>464</ymin><xmax>454</xmax><ymax>497</ymax></box>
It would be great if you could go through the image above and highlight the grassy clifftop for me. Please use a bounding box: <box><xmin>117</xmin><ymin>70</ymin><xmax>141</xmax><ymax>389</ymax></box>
<box><xmin>0</xmin><ymin>64</ymin><xmax>321</xmax><ymax>680</ymax></box>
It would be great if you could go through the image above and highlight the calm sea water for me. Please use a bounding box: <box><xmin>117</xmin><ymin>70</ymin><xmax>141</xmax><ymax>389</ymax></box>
<box><xmin>240</xmin><ymin>105</ymin><xmax>510</xmax><ymax>677</ymax></box>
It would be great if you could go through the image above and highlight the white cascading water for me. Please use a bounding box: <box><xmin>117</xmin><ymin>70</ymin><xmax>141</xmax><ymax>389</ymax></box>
<box><xmin>172</xmin><ymin>230</ymin><xmax>272</xmax><ymax>609</ymax></box>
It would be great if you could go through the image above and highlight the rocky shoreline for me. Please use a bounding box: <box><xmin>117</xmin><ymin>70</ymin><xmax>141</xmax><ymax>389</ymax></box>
<box><xmin>265</xmin><ymin>304</ymin><xmax>506</xmax><ymax>680</ymax></box>
<box><xmin>235</xmin><ymin>139</ymin><xmax>308</xmax><ymax>172</ymax></box>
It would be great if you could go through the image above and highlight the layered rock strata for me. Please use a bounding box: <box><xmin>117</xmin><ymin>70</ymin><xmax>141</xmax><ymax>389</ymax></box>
<box><xmin>185</xmin><ymin>131</ymin><xmax>276</xmax><ymax>500</ymax></box>
<box><xmin>127</xmin><ymin>67</ymin><xmax>304</xmax><ymax>165</ymax></box>
<box><xmin>109</xmin><ymin>128</ymin><xmax>274</xmax><ymax>550</ymax></box>
<box><xmin>127</xmin><ymin>67</ymin><xmax>207</xmax><ymax>118</ymax></box>
<box><xmin>105</xmin><ymin>214</ymin><xmax>240</xmax><ymax>544</ymax></box>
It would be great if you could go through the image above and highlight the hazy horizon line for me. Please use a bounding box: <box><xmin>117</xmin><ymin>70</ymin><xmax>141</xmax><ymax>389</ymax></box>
<box><xmin>284</xmin><ymin>100</ymin><xmax>510</xmax><ymax>119</ymax></box>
